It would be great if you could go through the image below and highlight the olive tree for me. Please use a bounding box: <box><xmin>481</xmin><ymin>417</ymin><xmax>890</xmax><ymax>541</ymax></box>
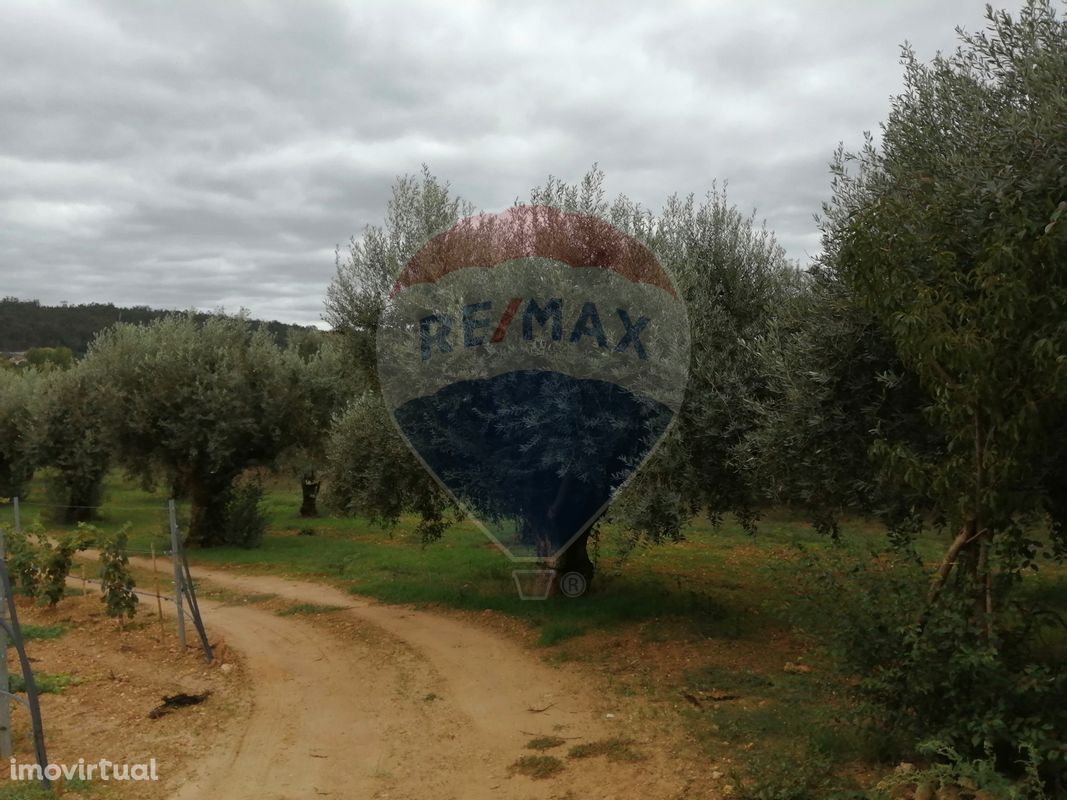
<box><xmin>324</xmin><ymin>170</ymin><xmax>464</xmax><ymax>538</ymax></box>
<box><xmin>25</xmin><ymin>347</ymin><xmax>73</xmax><ymax>371</ymax></box>
<box><xmin>738</xmin><ymin>265</ymin><xmax>938</xmax><ymax>539</ymax></box>
<box><xmin>518</xmin><ymin>173</ymin><xmax>799</xmax><ymax>576</ymax></box>
<box><xmin>280</xmin><ymin>329</ymin><xmax>362</xmax><ymax>518</ymax></box>
<box><xmin>823</xmin><ymin>0</ymin><xmax>1067</xmax><ymax>609</ymax></box>
<box><xmin>30</xmin><ymin>363</ymin><xmax>112</xmax><ymax>522</ymax></box>
<box><xmin>325</xmin><ymin>167</ymin><xmax>797</xmax><ymax>586</ymax></box>
<box><xmin>781</xmin><ymin>2</ymin><xmax>1067</xmax><ymax>785</ymax></box>
<box><xmin>326</xmin><ymin>167</ymin><xmax>474</xmax><ymax>389</ymax></box>
<box><xmin>324</xmin><ymin>392</ymin><xmax>453</xmax><ymax>542</ymax></box>
<box><xmin>0</xmin><ymin>368</ymin><xmax>36</xmax><ymax>500</ymax></box>
<box><xmin>84</xmin><ymin>314</ymin><xmax>318</xmax><ymax>546</ymax></box>
<box><xmin>576</xmin><ymin>179</ymin><xmax>799</xmax><ymax>541</ymax></box>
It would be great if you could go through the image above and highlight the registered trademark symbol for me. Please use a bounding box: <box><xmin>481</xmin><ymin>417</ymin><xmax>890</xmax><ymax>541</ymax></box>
<box><xmin>559</xmin><ymin>571</ymin><xmax>587</xmax><ymax>598</ymax></box>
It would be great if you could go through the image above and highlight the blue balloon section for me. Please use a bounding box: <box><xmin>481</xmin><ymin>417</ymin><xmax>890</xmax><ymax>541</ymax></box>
<box><xmin>393</xmin><ymin>370</ymin><xmax>673</xmax><ymax>559</ymax></box>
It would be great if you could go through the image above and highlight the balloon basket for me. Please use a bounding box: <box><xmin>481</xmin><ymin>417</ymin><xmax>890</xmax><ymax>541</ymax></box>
<box><xmin>511</xmin><ymin>569</ymin><xmax>556</xmax><ymax>600</ymax></box>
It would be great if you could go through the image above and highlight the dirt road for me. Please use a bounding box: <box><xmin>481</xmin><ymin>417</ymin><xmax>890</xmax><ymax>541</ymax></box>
<box><xmin>130</xmin><ymin>560</ymin><xmax>706</xmax><ymax>800</ymax></box>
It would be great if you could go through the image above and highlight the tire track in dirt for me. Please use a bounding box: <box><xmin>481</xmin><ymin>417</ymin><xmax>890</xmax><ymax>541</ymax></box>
<box><xmin>132</xmin><ymin>559</ymin><xmax>704</xmax><ymax>800</ymax></box>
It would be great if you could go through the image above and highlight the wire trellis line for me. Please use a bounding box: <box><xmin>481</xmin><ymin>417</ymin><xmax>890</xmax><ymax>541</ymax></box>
<box><xmin>1</xmin><ymin>501</ymin><xmax>180</xmax><ymax>512</ymax></box>
<box><xmin>76</xmin><ymin>575</ymin><xmax>179</xmax><ymax>607</ymax></box>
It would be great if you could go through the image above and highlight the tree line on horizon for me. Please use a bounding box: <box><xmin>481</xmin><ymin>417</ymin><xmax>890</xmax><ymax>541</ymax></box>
<box><xmin>0</xmin><ymin>297</ymin><xmax>312</xmax><ymax>356</ymax></box>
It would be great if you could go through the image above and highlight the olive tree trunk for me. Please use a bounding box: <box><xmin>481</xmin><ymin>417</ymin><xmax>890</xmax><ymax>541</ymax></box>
<box><xmin>550</xmin><ymin>529</ymin><xmax>595</xmax><ymax>597</ymax></box>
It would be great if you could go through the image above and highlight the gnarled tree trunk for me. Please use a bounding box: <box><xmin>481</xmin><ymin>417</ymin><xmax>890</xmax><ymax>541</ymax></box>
<box><xmin>300</xmin><ymin>471</ymin><xmax>321</xmax><ymax>518</ymax></box>
<box><xmin>186</xmin><ymin>476</ymin><xmax>231</xmax><ymax>547</ymax></box>
<box><xmin>550</xmin><ymin>529</ymin><xmax>595</xmax><ymax>597</ymax></box>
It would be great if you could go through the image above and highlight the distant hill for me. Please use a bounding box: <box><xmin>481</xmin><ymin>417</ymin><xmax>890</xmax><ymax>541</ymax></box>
<box><xmin>0</xmin><ymin>297</ymin><xmax>315</xmax><ymax>355</ymax></box>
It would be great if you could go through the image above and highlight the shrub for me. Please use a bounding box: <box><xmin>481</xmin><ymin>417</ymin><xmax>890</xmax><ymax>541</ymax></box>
<box><xmin>3</xmin><ymin>523</ymin><xmax>41</xmax><ymax>596</ymax></box>
<box><xmin>877</xmin><ymin>740</ymin><xmax>1049</xmax><ymax>800</ymax></box>
<box><xmin>219</xmin><ymin>479</ymin><xmax>268</xmax><ymax>548</ymax></box>
<box><xmin>2</xmin><ymin>521</ymin><xmax>91</xmax><ymax>603</ymax></box>
<box><xmin>803</xmin><ymin>549</ymin><xmax>1067</xmax><ymax>794</ymax></box>
<box><xmin>99</xmin><ymin>525</ymin><xmax>138</xmax><ymax>623</ymax></box>
<box><xmin>36</xmin><ymin>526</ymin><xmax>93</xmax><ymax>606</ymax></box>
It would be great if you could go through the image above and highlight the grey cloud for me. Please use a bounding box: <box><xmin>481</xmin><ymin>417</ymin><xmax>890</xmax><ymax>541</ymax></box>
<box><xmin>0</xmin><ymin>0</ymin><xmax>994</xmax><ymax>325</ymax></box>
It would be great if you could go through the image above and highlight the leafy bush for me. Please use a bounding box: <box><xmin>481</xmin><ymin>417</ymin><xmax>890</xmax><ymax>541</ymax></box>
<box><xmin>877</xmin><ymin>740</ymin><xmax>1049</xmax><ymax>800</ymax></box>
<box><xmin>99</xmin><ymin>525</ymin><xmax>138</xmax><ymax>622</ymax></box>
<box><xmin>2</xmin><ymin>522</ymin><xmax>91</xmax><ymax>603</ymax></box>
<box><xmin>36</xmin><ymin>526</ymin><xmax>93</xmax><ymax>606</ymax></box>
<box><xmin>864</xmin><ymin>590</ymin><xmax>1066</xmax><ymax>792</ymax></box>
<box><xmin>3</xmin><ymin>523</ymin><xmax>41</xmax><ymax>596</ymax></box>
<box><xmin>799</xmin><ymin>548</ymin><xmax>927</xmax><ymax>678</ymax></box>
<box><xmin>804</xmin><ymin>549</ymin><xmax>1067</xmax><ymax>794</ymax></box>
<box><xmin>219</xmin><ymin>479</ymin><xmax>268</xmax><ymax>548</ymax></box>
<box><xmin>324</xmin><ymin>393</ymin><xmax>453</xmax><ymax>543</ymax></box>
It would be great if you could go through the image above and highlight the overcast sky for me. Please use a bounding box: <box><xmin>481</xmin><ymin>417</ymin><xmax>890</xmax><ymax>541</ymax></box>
<box><xmin>1</xmin><ymin>0</ymin><xmax>995</xmax><ymax>326</ymax></box>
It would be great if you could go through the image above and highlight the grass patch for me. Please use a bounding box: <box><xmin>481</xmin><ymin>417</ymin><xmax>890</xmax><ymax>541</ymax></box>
<box><xmin>729</xmin><ymin>746</ymin><xmax>836</xmax><ymax>800</ymax></box>
<box><xmin>9</xmin><ymin>671</ymin><xmax>78</xmax><ymax>694</ymax></box>
<box><xmin>537</xmin><ymin>621</ymin><xmax>586</xmax><ymax>646</ymax></box>
<box><xmin>57</xmin><ymin>777</ymin><xmax>92</xmax><ymax>794</ymax></box>
<box><xmin>526</xmin><ymin>736</ymin><xmax>567</xmax><ymax>751</ymax></box>
<box><xmin>0</xmin><ymin>785</ymin><xmax>55</xmax><ymax>800</ymax></box>
<box><xmin>15</xmin><ymin>623</ymin><xmax>69</xmax><ymax>642</ymax></box>
<box><xmin>24</xmin><ymin>476</ymin><xmax>778</xmax><ymax>642</ymax></box>
<box><xmin>276</xmin><ymin>602</ymin><xmax>344</xmax><ymax>617</ymax></box>
<box><xmin>4</xmin><ymin>474</ymin><xmax>891</xmax><ymax>648</ymax></box>
<box><xmin>567</xmin><ymin>737</ymin><xmax>644</xmax><ymax>762</ymax></box>
<box><xmin>508</xmin><ymin>754</ymin><xmax>564</xmax><ymax>779</ymax></box>
<box><xmin>685</xmin><ymin>662</ymin><xmax>879</xmax><ymax>774</ymax></box>
<box><xmin>685</xmin><ymin>664</ymin><xmax>775</xmax><ymax>694</ymax></box>
<box><xmin>8</xmin><ymin>472</ymin><xmax>1067</xmax><ymax>794</ymax></box>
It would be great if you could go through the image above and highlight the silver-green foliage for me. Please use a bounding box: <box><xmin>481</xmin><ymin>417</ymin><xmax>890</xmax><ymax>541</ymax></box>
<box><xmin>766</xmin><ymin>2</ymin><xmax>1067</xmax><ymax>788</ymax></box>
<box><xmin>324</xmin><ymin>167</ymin><xmax>798</xmax><ymax>545</ymax></box>
<box><xmin>0</xmin><ymin>369</ymin><xmax>36</xmax><ymax>499</ymax></box>
<box><xmin>84</xmin><ymin>314</ymin><xmax>319</xmax><ymax>546</ymax></box>
<box><xmin>30</xmin><ymin>363</ymin><xmax>111</xmax><ymax>523</ymax></box>
<box><xmin>324</xmin><ymin>170</ymin><xmax>469</xmax><ymax>535</ymax></box>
